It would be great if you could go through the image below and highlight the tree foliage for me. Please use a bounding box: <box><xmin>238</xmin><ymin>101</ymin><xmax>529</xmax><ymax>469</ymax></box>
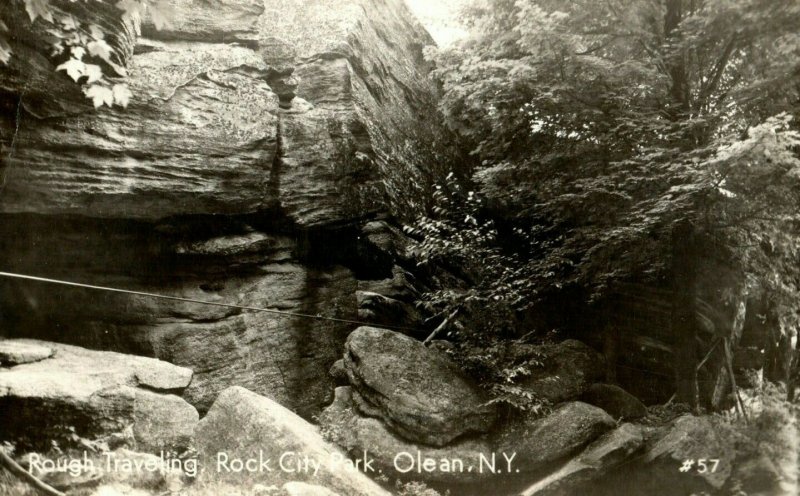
<box><xmin>419</xmin><ymin>0</ymin><xmax>800</xmax><ymax>335</ymax></box>
<box><xmin>0</xmin><ymin>0</ymin><xmax>172</xmax><ymax>108</ymax></box>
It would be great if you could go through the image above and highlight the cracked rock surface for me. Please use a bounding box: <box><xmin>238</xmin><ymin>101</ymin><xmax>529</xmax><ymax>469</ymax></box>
<box><xmin>0</xmin><ymin>0</ymin><xmax>435</xmax><ymax>421</ymax></box>
<box><xmin>0</xmin><ymin>0</ymin><xmax>435</xmax><ymax>227</ymax></box>
<box><xmin>0</xmin><ymin>339</ymin><xmax>197</xmax><ymax>452</ymax></box>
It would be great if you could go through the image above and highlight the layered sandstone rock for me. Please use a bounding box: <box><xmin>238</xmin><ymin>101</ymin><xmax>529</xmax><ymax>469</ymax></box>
<box><xmin>0</xmin><ymin>0</ymin><xmax>435</xmax><ymax>227</ymax></box>
<box><xmin>0</xmin><ymin>0</ymin><xmax>436</xmax><ymax>420</ymax></box>
<box><xmin>0</xmin><ymin>339</ymin><xmax>197</xmax><ymax>452</ymax></box>
<box><xmin>0</xmin><ymin>216</ymin><xmax>359</xmax><ymax>416</ymax></box>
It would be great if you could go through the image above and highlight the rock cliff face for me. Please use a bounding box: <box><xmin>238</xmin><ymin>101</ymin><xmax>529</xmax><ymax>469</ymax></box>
<box><xmin>1</xmin><ymin>0</ymin><xmax>433</xmax><ymax>226</ymax></box>
<box><xmin>0</xmin><ymin>0</ymin><xmax>435</xmax><ymax>418</ymax></box>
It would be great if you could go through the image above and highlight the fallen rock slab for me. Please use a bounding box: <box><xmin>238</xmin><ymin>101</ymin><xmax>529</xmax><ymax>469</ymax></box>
<box><xmin>0</xmin><ymin>340</ymin><xmax>54</xmax><ymax>366</ymax></box>
<box><xmin>0</xmin><ymin>339</ymin><xmax>197</xmax><ymax>452</ymax></box>
<box><xmin>520</xmin><ymin>423</ymin><xmax>644</xmax><ymax>495</ymax></box>
<box><xmin>343</xmin><ymin>327</ymin><xmax>497</xmax><ymax>447</ymax></box>
<box><xmin>643</xmin><ymin>415</ymin><xmax>732</xmax><ymax>490</ymax></box>
<box><xmin>495</xmin><ymin>402</ymin><xmax>616</xmax><ymax>471</ymax></box>
<box><xmin>194</xmin><ymin>386</ymin><xmax>390</xmax><ymax>496</ymax></box>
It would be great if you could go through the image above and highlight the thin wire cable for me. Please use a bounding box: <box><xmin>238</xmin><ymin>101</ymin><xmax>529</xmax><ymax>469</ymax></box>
<box><xmin>0</xmin><ymin>271</ymin><xmax>702</xmax><ymax>378</ymax></box>
<box><xmin>0</xmin><ymin>271</ymin><xmax>417</xmax><ymax>332</ymax></box>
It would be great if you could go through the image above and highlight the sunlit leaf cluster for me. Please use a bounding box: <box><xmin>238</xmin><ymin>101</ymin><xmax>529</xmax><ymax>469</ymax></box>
<box><xmin>1</xmin><ymin>0</ymin><xmax>173</xmax><ymax>108</ymax></box>
<box><xmin>420</xmin><ymin>0</ymin><xmax>800</xmax><ymax>332</ymax></box>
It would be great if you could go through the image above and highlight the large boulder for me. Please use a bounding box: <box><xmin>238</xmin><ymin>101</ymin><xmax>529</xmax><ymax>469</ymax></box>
<box><xmin>643</xmin><ymin>415</ymin><xmax>732</xmax><ymax>490</ymax></box>
<box><xmin>512</xmin><ymin>340</ymin><xmax>605</xmax><ymax>404</ymax></box>
<box><xmin>520</xmin><ymin>423</ymin><xmax>644</xmax><ymax>495</ymax></box>
<box><xmin>343</xmin><ymin>327</ymin><xmax>497</xmax><ymax>446</ymax></box>
<box><xmin>579</xmin><ymin>383</ymin><xmax>647</xmax><ymax>420</ymax></box>
<box><xmin>495</xmin><ymin>402</ymin><xmax>616</xmax><ymax>471</ymax></box>
<box><xmin>0</xmin><ymin>340</ymin><xmax>197</xmax><ymax>452</ymax></box>
<box><xmin>319</xmin><ymin>386</ymin><xmax>494</xmax><ymax>484</ymax></box>
<box><xmin>194</xmin><ymin>386</ymin><xmax>390</xmax><ymax>496</ymax></box>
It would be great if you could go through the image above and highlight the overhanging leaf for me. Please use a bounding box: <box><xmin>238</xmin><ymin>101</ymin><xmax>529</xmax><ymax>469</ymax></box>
<box><xmin>23</xmin><ymin>0</ymin><xmax>53</xmax><ymax>23</ymax></box>
<box><xmin>84</xmin><ymin>64</ymin><xmax>103</xmax><ymax>84</ymax></box>
<box><xmin>87</xmin><ymin>39</ymin><xmax>113</xmax><ymax>63</ymax></box>
<box><xmin>112</xmin><ymin>84</ymin><xmax>132</xmax><ymax>108</ymax></box>
<box><xmin>56</xmin><ymin>58</ymin><xmax>86</xmax><ymax>82</ymax></box>
<box><xmin>85</xmin><ymin>85</ymin><xmax>114</xmax><ymax>108</ymax></box>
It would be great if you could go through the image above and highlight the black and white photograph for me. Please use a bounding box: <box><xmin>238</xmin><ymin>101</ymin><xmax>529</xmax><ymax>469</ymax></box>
<box><xmin>0</xmin><ymin>0</ymin><xmax>798</xmax><ymax>495</ymax></box>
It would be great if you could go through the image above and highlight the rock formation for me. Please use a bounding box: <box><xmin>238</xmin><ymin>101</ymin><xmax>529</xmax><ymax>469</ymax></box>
<box><xmin>520</xmin><ymin>423</ymin><xmax>644</xmax><ymax>495</ymax></box>
<box><xmin>320</xmin><ymin>327</ymin><xmax>617</xmax><ymax>490</ymax></box>
<box><xmin>194</xmin><ymin>386</ymin><xmax>390</xmax><ymax>496</ymax></box>
<box><xmin>343</xmin><ymin>326</ymin><xmax>498</xmax><ymax>446</ymax></box>
<box><xmin>0</xmin><ymin>0</ymin><xmax>436</xmax><ymax>419</ymax></box>
<box><xmin>0</xmin><ymin>339</ymin><xmax>197</xmax><ymax>452</ymax></box>
<box><xmin>319</xmin><ymin>386</ymin><xmax>493</xmax><ymax>484</ymax></box>
<box><xmin>580</xmin><ymin>383</ymin><xmax>648</xmax><ymax>420</ymax></box>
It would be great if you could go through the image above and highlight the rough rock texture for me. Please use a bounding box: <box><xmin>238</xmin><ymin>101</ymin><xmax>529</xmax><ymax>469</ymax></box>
<box><xmin>132</xmin><ymin>389</ymin><xmax>199</xmax><ymax>452</ymax></box>
<box><xmin>329</xmin><ymin>359</ymin><xmax>349</xmax><ymax>386</ymax></box>
<box><xmin>0</xmin><ymin>0</ymin><xmax>435</xmax><ymax>226</ymax></box>
<box><xmin>0</xmin><ymin>0</ymin><xmax>437</xmax><ymax>423</ymax></box>
<box><xmin>513</xmin><ymin>340</ymin><xmax>605</xmax><ymax>404</ymax></box>
<box><xmin>580</xmin><ymin>383</ymin><xmax>648</xmax><ymax>420</ymax></box>
<box><xmin>731</xmin><ymin>454</ymin><xmax>783</xmax><ymax>495</ymax></box>
<box><xmin>356</xmin><ymin>291</ymin><xmax>422</xmax><ymax>332</ymax></box>
<box><xmin>0</xmin><ymin>340</ymin><xmax>197</xmax><ymax>452</ymax></box>
<box><xmin>643</xmin><ymin>415</ymin><xmax>732</xmax><ymax>490</ymax></box>
<box><xmin>0</xmin><ymin>218</ymin><xmax>359</xmax><ymax>416</ymax></box>
<box><xmin>344</xmin><ymin>327</ymin><xmax>497</xmax><ymax>446</ymax></box>
<box><xmin>283</xmin><ymin>481</ymin><xmax>342</xmax><ymax>496</ymax></box>
<box><xmin>141</xmin><ymin>0</ymin><xmax>264</xmax><ymax>43</ymax></box>
<box><xmin>320</xmin><ymin>387</ymin><xmax>493</xmax><ymax>484</ymax></box>
<box><xmin>0</xmin><ymin>340</ymin><xmax>54</xmax><ymax>365</ymax></box>
<box><xmin>495</xmin><ymin>402</ymin><xmax>616</xmax><ymax>471</ymax></box>
<box><xmin>520</xmin><ymin>423</ymin><xmax>644</xmax><ymax>495</ymax></box>
<box><xmin>194</xmin><ymin>386</ymin><xmax>390</xmax><ymax>496</ymax></box>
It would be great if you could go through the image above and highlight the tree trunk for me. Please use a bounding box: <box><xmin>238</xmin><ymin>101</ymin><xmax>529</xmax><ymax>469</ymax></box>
<box><xmin>672</xmin><ymin>219</ymin><xmax>699</xmax><ymax>409</ymax></box>
<box><xmin>664</xmin><ymin>0</ymin><xmax>692</xmax><ymax>124</ymax></box>
<box><xmin>787</xmin><ymin>330</ymin><xmax>799</xmax><ymax>402</ymax></box>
